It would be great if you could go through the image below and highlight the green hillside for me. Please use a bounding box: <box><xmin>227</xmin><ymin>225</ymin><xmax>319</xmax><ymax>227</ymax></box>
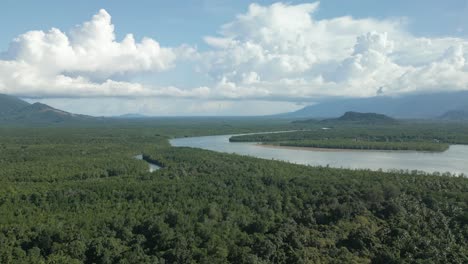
<box><xmin>0</xmin><ymin>94</ymin><xmax>30</xmax><ymax>114</ymax></box>
<box><xmin>0</xmin><ymin>95</ymin><xmax>95</xmax><ymax>124</ymax></box>
<box><xmin>323</xmin><ymin>112</ymin><xmax>398</xmax><ymax>125</ymax></box>
<box><xmin>294</xmin><ymin>111</ymin><xmax>397</xmax><ymax>125</ymax></box>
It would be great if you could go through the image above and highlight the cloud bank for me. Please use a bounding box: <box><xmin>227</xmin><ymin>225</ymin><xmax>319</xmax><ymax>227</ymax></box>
<box><xmin>1</xmin><ymin>2</ymin><xmax>468</xmax><ymax>103</ymax></box>
<box><xmin>202</xmin><ymin>2</ymin><xmax>468</xmax><ymax>99</ymax></box>
<box><xmin>0</xmin><ymin>9</ymin><xmax>196</xmax><ymax>98</ymax></box>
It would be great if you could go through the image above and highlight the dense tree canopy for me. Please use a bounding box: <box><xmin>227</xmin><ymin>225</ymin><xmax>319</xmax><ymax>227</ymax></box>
<box><xmin>0</xmin><ymin>123</ymin><xmax>467</xmax><ymax>263</ymax></box>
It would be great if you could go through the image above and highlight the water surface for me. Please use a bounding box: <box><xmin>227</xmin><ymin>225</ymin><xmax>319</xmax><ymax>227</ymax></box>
<box><xmin>170</xmin><ymin>134</ymin><xmax>468</xmax><ymax>175</ymax></box>
<box><xmin>135</xmin><ymin>154</ymin><xmax>161</xmax><ymax>172</ymax></box>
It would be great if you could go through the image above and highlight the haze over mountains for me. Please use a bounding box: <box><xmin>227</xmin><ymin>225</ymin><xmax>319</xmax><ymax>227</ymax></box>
<box><xmin>115</xmin><ymin>113</ymin><xmax>149</xmax><ymax>119</ymax></box>
<box><xmin>2</xmin><ymin>91</ymin><xmax>468</xmax><ymax>124</ymax></box>
<box><xmin>440</xmin><ymin>110</ymin><xmax>468</xmax><ymax>121</ymax></box>
<box><xmin>282</xmin><ymin>91</ymin><xmax>468</xmax><ymax>119</ymax></box>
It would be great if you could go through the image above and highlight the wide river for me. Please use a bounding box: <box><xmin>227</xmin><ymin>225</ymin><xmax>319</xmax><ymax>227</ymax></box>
<box><xmin>170</xmin><ymin>133</ymin><xmax>468</xmax><ymax>175</ymax></box>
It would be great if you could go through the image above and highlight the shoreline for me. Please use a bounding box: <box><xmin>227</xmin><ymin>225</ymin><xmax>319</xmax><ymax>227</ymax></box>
<box><xmin>256</xmin><ymin>143</ymin><xmax>446</xmax><ymax>153</ymax></box>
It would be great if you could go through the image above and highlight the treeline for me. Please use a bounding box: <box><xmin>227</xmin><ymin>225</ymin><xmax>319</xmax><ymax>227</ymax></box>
<box><xmin>230</xmin><ymin>122</ymin><xmax>468</xmax><ymax>151</ymax></box>
<box><xmin>273</xmin><ymin>139</ymin><xmax>449</xmax><ymax>152</ymax></box>
<box><xmin>0</xmin><ymin>126</ymin><xmax>467</xmax><ymax>263</ymax></box>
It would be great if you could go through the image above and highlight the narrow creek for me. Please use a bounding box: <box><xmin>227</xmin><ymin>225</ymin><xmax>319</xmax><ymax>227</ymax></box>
<box><xmin>134</xmin><ymin>154</ymin><xmax>161</xmax><ymax>172</ymax></box>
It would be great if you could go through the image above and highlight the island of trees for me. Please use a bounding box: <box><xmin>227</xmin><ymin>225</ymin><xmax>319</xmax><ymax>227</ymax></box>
<box><xmin>230</xmin><ymin>115</ymin><xmax>468</xmax><ymax>151</ymax></box>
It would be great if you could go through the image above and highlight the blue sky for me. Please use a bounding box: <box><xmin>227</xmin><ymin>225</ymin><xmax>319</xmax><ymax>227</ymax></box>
<box><xmin>1</xmin><ymin>1</ymin><xmax>468</xmax><ymax>115</ymax></box>
<box><xmin>2</xmin><ymin>0</ymin><xmax>467</xmax><ymax>50</ymax></box>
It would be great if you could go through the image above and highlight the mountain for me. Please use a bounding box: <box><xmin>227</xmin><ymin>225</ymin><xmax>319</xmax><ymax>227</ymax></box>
<box><xmin>0</xmin><ymin>94</ymin><xmax>95</xmax><ymax>124</ymax></box>
<box><xmin>114</xmin><ymin>113</ymin><xmax>149</xmax><ymax>119</ymax></box>
<box><xmin>439</xmin><ymin>110</ymin><xmax>468</xmax><ymax>121</ymax></box>
<box><xmin>0</xmin><ymin>94</ymin><xmax>30</xmax><ymax>115</ymax></box>
<box><xmin>280</xmin><ymin>91</ymin><xmax>468</xmax><ymax>119</ymax></box>
<box><xmin>325</xmin><ymin>111</ymin><xmax>397</xmax><ymax>124</ymax></box>
<box><xmin>293</xmin><ymin>111</ymin><xmax>397</xmax><ymax>125</ymax></box>
<box><xmin>8</xmin><ymin>102</ymin><xmax>94</xmax><ymax>123</ymax></box>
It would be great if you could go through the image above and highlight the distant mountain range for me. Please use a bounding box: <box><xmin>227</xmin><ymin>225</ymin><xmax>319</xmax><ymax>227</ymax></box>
<box><xmin>2</xmin><ymin>91</ymin><xmax>468</xmax><ymax>124</ymax></box>
<box><xmin>0</xmin><ymin>94</ymin><xmax>96</xmax><ymax>124</ymax></box>
<box><xmin>439</xmin><ymin>110</ymin><xmax>468</xmax><ymax>121</ymax></box>
<box><xmin>280</xmin><ymin>91</ymin><xmax>468</xmax><ymax>119</ymax></box>
<box><xmin>114</xmin><ymin>113</ymin><xmax>150</xmax><ymax>119</ymax></box>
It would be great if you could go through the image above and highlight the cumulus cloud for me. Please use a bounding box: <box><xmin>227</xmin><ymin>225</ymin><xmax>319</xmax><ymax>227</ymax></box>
<box><xmin>1</xmin><ymin>2</ymin><xmax>468</xmax><ymax>106</ymax></box>
<box><xmin>201</xmin><ymin>2</ymin><xmax>468</xmax><ymax>100</ymax></box>
<box><xmin>0</xmin><ymin>9</ymin><xmax>196</xmax><ymax>98</ymax></box>
<box><xmin>202</xmin><ymin>3</ymin><xmax>404</xmax><ymax>81</ymax></box>
<box><xmin>4</xmin><ymin>10</ymin><xmax>178</xmax><ymax>77</ymax></box>
<box><xmin>390</xmin><ymin>45</ymin><xmax>468</xmax><ymax>93</ymax></box>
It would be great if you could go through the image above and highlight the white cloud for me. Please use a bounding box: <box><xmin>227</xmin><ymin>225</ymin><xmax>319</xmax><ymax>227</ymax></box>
<box><xmin>0</xmin><ymin>9</ymin><xmax>195</xmax><ymax>98</ymax></box>
<box><xmin>202</xmin><ymin>3</ymin><xmax>405</xmax><ymax>81</ymax></box>
<box><xmin>4</xmin><ymin>10</ymin><xmax>177</xmax><ymax>77</ymax></box>
<box><xmin>200</xmin><ymin>2</ymin><xmax>468</xmax><ymax>100</ymax></box>
<box><xmin>1</xmin><ymin>2</ymin><xmax>468</xmax><ymax>114</ymax></box>
<box><xmin>390</xmin><ymin>45</ymin><xmax>468</xmax><ymax>93</ymax></box>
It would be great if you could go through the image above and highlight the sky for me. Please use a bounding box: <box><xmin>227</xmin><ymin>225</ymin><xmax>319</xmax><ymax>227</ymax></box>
<box><xmin>1</xmin><ymin>0</ymin><xmax>468</xmax><ymax>116</ymax></box>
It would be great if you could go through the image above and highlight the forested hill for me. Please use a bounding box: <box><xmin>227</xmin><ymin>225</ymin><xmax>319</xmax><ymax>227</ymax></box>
<box><xmin>0</xmin><ymin>94</ymin><xmax>96</xmax><ymax>124</ymax></box>
<box><xmin>327</xmin><ymin>111</ymin><xmax>397</xmax><ymax>124</ymax></box>
<box><xmin>294</xmin><ymin>111</ymin><xmax>397</xmax><ymax>125</ymax></box>
<box><xmin>0</xmin><ymin>94</ymin><xmax>30</xmax><ymax>114</ymax></box>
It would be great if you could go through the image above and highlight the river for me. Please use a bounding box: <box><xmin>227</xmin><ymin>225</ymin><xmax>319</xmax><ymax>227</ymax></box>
<box><xmin>170</xmin><ymin>134</ymin><xmax>468</xmax><ymax>175</ymax></box>
<box><xmin>135</xmin><ymin>154</ymin><xmax>161</xmax><ymax>172</ymax></box>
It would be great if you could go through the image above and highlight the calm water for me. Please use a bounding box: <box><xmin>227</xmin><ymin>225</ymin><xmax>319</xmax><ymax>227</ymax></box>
<box><xmin>170</xmin><ymin>134</ymin><xmax>468</xmax><ymax>175</ymax></box>
<box><xmin>135</xmin><ymin>154</ymin><xmax>161</xmax><ymax>172</ymax></box>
